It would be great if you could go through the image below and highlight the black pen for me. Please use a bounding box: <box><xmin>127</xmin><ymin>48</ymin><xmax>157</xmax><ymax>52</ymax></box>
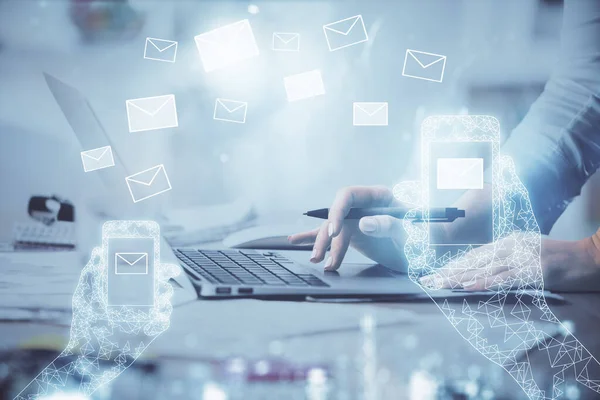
<box><xmin>303</xmin><ymin>207</ymin><xmax>466</xmax><ymax>223</ymax></box>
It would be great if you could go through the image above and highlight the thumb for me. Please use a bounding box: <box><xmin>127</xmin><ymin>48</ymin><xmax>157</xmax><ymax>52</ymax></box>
<box><xmin>359</xmin><ymin>215</ymin><xmax>403</xmax><ymax>238</ymax></box>
<box><xmin>392</xmin><ymin>180</ymin><xmax>421</xmax><ymax>206</ymax></box>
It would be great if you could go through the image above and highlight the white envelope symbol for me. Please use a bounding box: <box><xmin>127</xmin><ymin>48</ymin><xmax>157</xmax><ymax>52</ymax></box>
<box><xmin>402</xmin><ymin>49</ymin><xmax>447</xmax><ymax>83</ymax></box>
<box><xmin>323</xmin><ymin>15</ymin><xmax>368</xmax><ymax>52</ymax></box>
<box><xmin>272</xmin><ymin>32</ymin><xmax>300</xmax><ymax>52</ymax></box>
<box><xmin>353</xmin><ymin>102</ymin><xmax>388</xmax><ymax>126</ymax></box>
<box><xmin>115</xmin><ymin>252</ymin><xmax>148</xmax><ymax>275</ymax></box>
<box><xmin>144</xmin><ymin>37</ymin><xmax>178</xmax><ymax>63</ymax></box>
<box><xmin>125</xmin><ymin>164</ymin><xmax>172</xmax><ymax>203</ymax></box>
<box><xmin>213</xmin><ymin>98</ymin><xmax>248</xmax><ymax>124</ymax></box>
<box><xmin>126</xmin><ymin>94</ymin><xmax>178</xmax><ymax>133</ymax></box>
<box><xmin>284</xmin><ymin>70</ymin><xmax>326</xmax><ymax>102</ymax></box>
<box><xmin>194</xmin><ymin>19</ymin><xmax>260</xmax><ymax>73</ymax></box>
<box><xmin>437</xmin><ymin>158</ymin><xmax>483</xmax><ymax>190</ymax></box>
<box><xmin>80</xmin><ymin>145</ymin><xmax>115</xmax><ymax>172</ymax></box>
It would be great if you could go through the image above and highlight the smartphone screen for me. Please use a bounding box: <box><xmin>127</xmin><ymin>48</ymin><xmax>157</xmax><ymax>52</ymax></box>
<box><xmin>107</xmin><ymin>237</ymin><xmax>155</xmax><ymax>308</ymax></box>
<box><xmin>421</xmin><ymin>116</ymin><xmax>499</xmax><ymax>260</ymax></box>
<box><xmin>428</xmin><ymin>140</ymin><xmax>494</xmax><ymax>246</ymax></box>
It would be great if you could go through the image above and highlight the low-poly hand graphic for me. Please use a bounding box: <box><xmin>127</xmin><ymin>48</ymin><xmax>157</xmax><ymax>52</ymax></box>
<box><xmin>398</xmin><ymin>156</ymin><xmax>600</xmax><ymax>399</ymax></box>
<box><xmin>16</xmin><ymin>221</ymin><xmax>180</xmax><ymax>400</ymax></box>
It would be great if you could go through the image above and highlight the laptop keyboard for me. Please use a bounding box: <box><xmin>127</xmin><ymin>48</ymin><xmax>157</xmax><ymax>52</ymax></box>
<box><xmin>175</xmin><ymin>249</ymin><xmax>329</xmax><ymax>287</ymax></box>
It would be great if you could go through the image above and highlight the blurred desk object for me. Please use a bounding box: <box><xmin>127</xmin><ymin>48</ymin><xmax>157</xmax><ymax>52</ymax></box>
<box><xmin>69</xmin><ymin>0</ymin><xmax>144</xmax><ymax>43</ymax></box>
<box><xmin>12</xmin><ymin>221</ymin><xmax>76</xmax><ymax>251</ymax></box>
<box><xmin>10</xmin><ymin>194</ymin><xmax>77</xmax><ymax>251</ymax></box>
<box><xmin>162</xmin><ymin>199</ymin><xmax>257</xmax><ymax>246</ymax></box>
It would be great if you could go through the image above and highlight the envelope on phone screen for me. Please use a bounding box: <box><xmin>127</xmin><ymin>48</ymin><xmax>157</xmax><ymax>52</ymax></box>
<box><xmin>115</xmin><ymin>252</ymin><xmax>148</xmax><ymax>274</ymax></box>
<box><xmin>437</xmin><ymin>158</ymin><xmax>484</xmax><ymax>190</ymax></box>
<box><xmin>125</xmin><ymin>164</ymin><xmax>172</xmax><ymax>203</ymax></box>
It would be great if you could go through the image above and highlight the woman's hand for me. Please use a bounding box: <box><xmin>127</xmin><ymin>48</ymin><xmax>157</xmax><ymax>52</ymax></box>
<box><xmin>542</xmin><ymin>232</ymin><xmax>600</xmax><ymax>291</ymax></box>
<box><xmin>417</xmin><ymin>232</ymin><xmax>600</xmax><ymax>292</ymax></box>
<box><xmin>288</xmin><ymin>185</ymin><xmax>417</xmax><ymax>271</ymax></box>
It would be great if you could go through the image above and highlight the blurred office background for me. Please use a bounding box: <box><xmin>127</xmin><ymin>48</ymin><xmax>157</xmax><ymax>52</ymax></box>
<box><xmin>0</xmin><ymin>0</ymin><xmax>595</xmax><ymax>243</ymax></box>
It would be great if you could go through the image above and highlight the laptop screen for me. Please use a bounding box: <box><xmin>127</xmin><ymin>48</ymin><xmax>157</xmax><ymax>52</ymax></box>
<box><xmin>44</xmin><ymin>73</ymin><xmax>138</xmax><ymax>212</ymax></box>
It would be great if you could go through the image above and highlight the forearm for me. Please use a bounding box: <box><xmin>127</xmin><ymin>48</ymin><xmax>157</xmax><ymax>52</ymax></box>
<box><xmin>502</xmin><ymin>0</ymin><xmax>600</xmax><ymax>234</ymax></box>
<box><xmin>541</xmin><ymin>228</ymin><xmax>600</xmax><ymax>291</ymax></box>
<box><xmin>15</xmin><ymin>356</ymin><xmax>87</xmax><ymax>399</ymax></box>
<box><xmin>15</xmin><ymin>333</ymin><xmax>117</xmax><ymax>399</ymax></box>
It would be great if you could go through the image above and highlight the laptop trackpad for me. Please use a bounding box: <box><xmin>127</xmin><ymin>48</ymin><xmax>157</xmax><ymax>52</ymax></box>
<box><xmin>277</xmin><ymin>250</ymin><xmax>401</xmax><ymax>279</ymax></box>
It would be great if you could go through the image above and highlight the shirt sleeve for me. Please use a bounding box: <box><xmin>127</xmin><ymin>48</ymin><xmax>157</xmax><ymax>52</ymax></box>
<box><xmin>501</xmin><ymin>0</ymin><xmax>600</xmax><ymax>234</ymax></box>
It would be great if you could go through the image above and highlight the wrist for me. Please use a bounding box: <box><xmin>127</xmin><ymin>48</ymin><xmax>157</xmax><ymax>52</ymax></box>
<box><xmin>581</xmin><ymin>228</ymin><xmax>600</xmax><ymax>269</ymax></box>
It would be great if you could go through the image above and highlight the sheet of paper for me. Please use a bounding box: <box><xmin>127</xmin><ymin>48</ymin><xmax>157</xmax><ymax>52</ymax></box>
<box><xmin>0</xmin><ymin>252</ymin><xmax>84</xmax><ymax>312</ymax></box>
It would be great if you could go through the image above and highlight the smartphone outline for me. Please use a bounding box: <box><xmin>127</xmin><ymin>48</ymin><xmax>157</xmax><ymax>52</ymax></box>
<box><xmin>102</xmin><ymin>220</ymin><xmax>160</xmax><ymax>318</ymax></box>
<box><xmin>421</xmin><ymin>115</ymin><xmax>500</xmax><ymax>252</ymax></box>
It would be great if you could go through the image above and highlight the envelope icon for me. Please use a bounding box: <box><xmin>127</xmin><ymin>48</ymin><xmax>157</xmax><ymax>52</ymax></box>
<box><xmin>115</xmin><ymin>252</ymin><xmax>148</xmax><ymax>275</ymax></box>
<box><xmin>126</xmin><ymin>94</ymin><xmax>178</xmax><ymax>133</ymax></box>
<box><xmin>437</xmin><ymin>158</ymin><xmax>483</xmax><ymax>190</ymax></box>
<box><xmin>402</xmin><ymin>49</ymin><xmax>447</xmax><ymax>83</ymax></box>
<box><xmin>80</xmin><ymin>145</ymin><xmax>115</xmax><ymax>172</ymax></box>
<box><xmin>213</xmin><ymin>98</ymin><xmax>248</xmax><ymax>124</ymax></box>
<box><xmin>125</xmin><ymin>164</ymin><xmax>172</xmax><ymax>203</ymax></box>
<box><xmin>144</xmin><ymin>37</ymin><xmax>178</xmax><ymax>63</ymax></box>
<box><xmin>272</xmin><ymin>32</ymin><xmax>300</xmax><ymax>52</ymax></box>
<box><xmin>284</xmin><ymin>70</ymin><xmax>326</xmax><ymax>102</ymax></box>
<box><xmin>353</xmin><ymin>102</ymin><xmax>388</xmax><ymax>126</ymax></box>
<box><xmin>323</xmin><ymin>15</ymin><xmax>368</xmax><ymax>52</ymax></box>
<box><xmin>194</xmin><ymin>19</ymin><xmax>260</xmax><ymax>73</ymax></box>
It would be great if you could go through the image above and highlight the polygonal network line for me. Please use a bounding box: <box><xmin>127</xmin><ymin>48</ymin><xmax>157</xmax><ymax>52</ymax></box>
<box><xmin>401</xmin><ymin>115</ymin><xmax>600</xmax><ymax>400</ymax></box>
<box><xmin>16</xmin><ymin>221</ymin><xmax>179</xmax><ymax>400</ymax></box>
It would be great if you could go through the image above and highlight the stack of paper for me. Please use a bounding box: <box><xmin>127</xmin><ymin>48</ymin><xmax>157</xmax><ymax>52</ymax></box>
<box><xmin>0</xmin><ymin>252</ymin><xmax>84</xmax><ymax>323</ymax></box>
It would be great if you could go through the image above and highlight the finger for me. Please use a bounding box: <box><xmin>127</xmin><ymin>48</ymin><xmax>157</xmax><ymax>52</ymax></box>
<box><xmin>392</xmin><ymin>180</ymin><xmax>421</xmax><ymax>206</ymax></box>
<box><xmin>159</xmin><ymin>263</ymin><xmax>181</xmax><ymax>281</ymax></box>
<box><xmin>403</xmin><ymin>208</ymin><xmax>435</xmax><ymax>276</ymax></box>
<box><xmin>329</xmin><ymin>186</ymin><xmax>393</xmax><ymax>237</ymax></box>
<box><xmin>156</xmin><ymin>279</ymin><xmax>176</xmax><ymax>306</ymax></box>
<box><xmin>311</xmin><ymin>221</ymin><xmax>332</xmax><ymax>263</ymax></box>
<box><xmin>464</xmin><ymin>269</ymin><xmax>515</xmax><ymax>291</ymax></box>
<box><xmin>440</xmin><ymin>235</ymin><xmax>519</xmax><ymax>279</ymax></box>
<box><xmin>418</xmin><ymin>271</ymin><xmax>447</xmax><ymax>290</ymax></box>
<box><xmin>146</xmin><ymin>285</ymin><xmax>175</xmax><ymax>336</ymax></box>
<box><xmin>83</xmin><ymin>247</ymin><xmax>103</xmax><ymax>273</ymax></box>
<box><xmin>73</xmin><ymin>247</ymin><xmax>104</xmax><ymax>307</ymax></box>
<box><xmin>325</xmin><ymin>222</ymin><xmax>355</xmax><ymax>271</ymax></box>
<box><xmin>402</xmin><ymin>207</ymin><xmax>428</xmax><ymax>243</ymax></box>
<box><xmin>358</xmin><ymin>215</ymin><xmax>403</xmax><ymax>239</ymax></box>
<box><xmin>418</xmin><ymin>243</ymin><xmax>497</xmax><ymax>288</ymax></box>
<box><xmin>443</xmin><ymin>243</ymin><xmax>497</xmax><ymax>272</ymax></box>
<box><xmin>288</xmin><ymin>228</ymin><xmax>319</xmax><ymax>245</ymax></box>
<box><xmin>441</xmin><ymin>262</ymin><xmax>511</xmax><ymax>289</ymax></box>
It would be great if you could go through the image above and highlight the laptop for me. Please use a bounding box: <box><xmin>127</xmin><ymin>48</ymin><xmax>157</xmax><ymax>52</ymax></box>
<box><xmin>44</xmin><ymin>73</ymin><xmax>421</xmax><ymax>299</ymax></box>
